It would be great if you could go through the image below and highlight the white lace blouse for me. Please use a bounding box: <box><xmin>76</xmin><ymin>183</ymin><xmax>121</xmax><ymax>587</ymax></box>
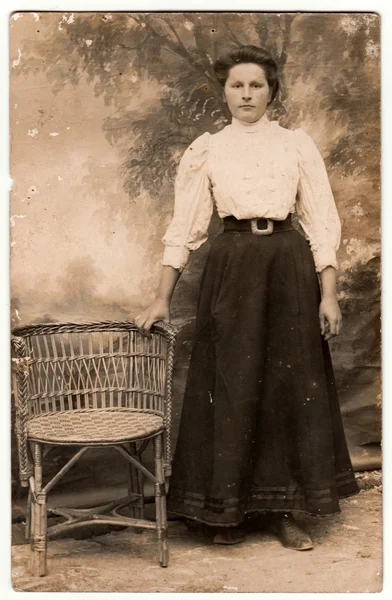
<box><xmin>161</xmin><ymin>113</ymin><xmax>341</xmax><ymax>273</ymax></box>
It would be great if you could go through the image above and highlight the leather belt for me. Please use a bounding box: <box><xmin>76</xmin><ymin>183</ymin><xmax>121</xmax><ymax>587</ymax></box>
<box><xmin>223</xmin><ymin>215</ymin><xmax>293</xmax><ymax>235</ymax></box>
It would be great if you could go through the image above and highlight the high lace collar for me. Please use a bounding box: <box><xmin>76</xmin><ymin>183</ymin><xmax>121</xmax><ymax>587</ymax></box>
<box><xmin>231</xmin><ymin>112</ymin><xmax>270</xmax><ymax>134</ymax></box>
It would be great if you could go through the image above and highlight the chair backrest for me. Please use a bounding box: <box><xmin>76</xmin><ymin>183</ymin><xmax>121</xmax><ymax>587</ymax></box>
<box><xmin>11</xmin><ymin>321</ymin><xmax>177</xmax><ymax>484</ymax></box>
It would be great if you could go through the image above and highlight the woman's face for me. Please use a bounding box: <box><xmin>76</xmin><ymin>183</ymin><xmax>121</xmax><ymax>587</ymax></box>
<box><xmin>224</xmin><ymin>63</ymin><xmax>272</xmax><ymax>124</ymax></box>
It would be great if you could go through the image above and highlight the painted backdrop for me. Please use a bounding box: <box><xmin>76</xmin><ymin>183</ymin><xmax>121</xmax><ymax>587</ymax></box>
<box><xmin>10</xmin><ymin>12</ymin><xmax>381</xmax><ymax>503</ymax></box>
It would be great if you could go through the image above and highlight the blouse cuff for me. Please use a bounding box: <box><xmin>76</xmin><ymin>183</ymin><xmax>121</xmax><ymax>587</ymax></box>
<box><xmin>161</xmin><ymin>245</ymin><xmax>190</xmax><ymax>272</ymax></box>
<box><xmin>312</xmin><ymin>246</ymin><xmax>338</xmax><ymax>272</ymax></box>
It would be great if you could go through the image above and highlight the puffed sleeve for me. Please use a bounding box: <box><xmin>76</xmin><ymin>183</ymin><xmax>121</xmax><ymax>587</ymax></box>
<box><xmin>294</xmin><ymin>128</ymin><xmax>341</xmax><ymax>272</ymax></box>
<box><xmin>161</xmin><ymin>132</ymin><xmax>213</xmax><ymax>272</ymax></box>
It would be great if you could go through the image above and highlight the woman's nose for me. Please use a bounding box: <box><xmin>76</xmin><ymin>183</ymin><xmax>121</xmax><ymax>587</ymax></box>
<box><xmin>242</xmin><ymin>88</ymin><xmax>251</xmax><ymax>100</ymax></box>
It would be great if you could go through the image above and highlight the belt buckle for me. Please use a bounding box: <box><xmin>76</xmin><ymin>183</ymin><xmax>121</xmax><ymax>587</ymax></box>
<box><xmin>251</xmin><ymin>218</ymin><xmax>274</xmax><ymax>235</ymax></box>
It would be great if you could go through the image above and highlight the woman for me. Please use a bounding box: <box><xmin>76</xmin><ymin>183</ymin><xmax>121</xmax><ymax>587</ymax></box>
<box><xmin>135</xmin><ymin>45</ymin><xmax>359</xmax><ymax>550</ymax></box>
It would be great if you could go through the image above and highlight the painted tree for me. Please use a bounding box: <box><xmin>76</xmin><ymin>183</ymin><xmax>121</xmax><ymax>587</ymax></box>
<box><xmin>13</xmin><ymin>12</ymin><xmax>300</xmax><ymax>199</ymax></box>
<box><xmin>13</xmin><ymin>12</ymin><xmax>379</xmax><ymax>199</ymax></box>
<box><xmin>13</xmin><ymin>11</ymin><xmax>379</xmax><ymax>206</ymax></box>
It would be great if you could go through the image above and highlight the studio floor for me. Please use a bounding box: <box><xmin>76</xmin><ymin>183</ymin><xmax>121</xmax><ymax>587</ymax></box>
<box><xmin>10</xmin><ymin>473</ymin><xmax>382</xmax><ymax>594</ymax></box>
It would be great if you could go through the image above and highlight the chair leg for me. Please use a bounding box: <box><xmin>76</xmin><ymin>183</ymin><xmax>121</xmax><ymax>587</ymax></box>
<box><xmin>25</xmin><ymin>487</ymin><xmax>32</xmax><ymax>541</ymax></box>
<box><xmin>154</xmin><ymin>435</ymin><xmax>168</xmax><ymax>567</ymax></box>
<box><xmin>127</xmin><ymin>442</ymin><xmax>144</xmax><ymax>519</ymax></box>
<box><xmin>30</xmin><ymin>443</ymin><xmax>47</xmax><ymax>577</ymax></box>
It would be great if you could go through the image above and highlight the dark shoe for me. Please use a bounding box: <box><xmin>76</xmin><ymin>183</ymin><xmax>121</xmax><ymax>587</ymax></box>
<box><xmin>213</xmin><ymin>526</ymin><xmax>246</xmax><ymax>545</ymax></box>
<box><xmin>270</xmin><ymin>514</ymin><xmax>313</xmax><ymax>551</ymax></box>
<box><xmin>184</xmin><ymin>519</ymin><xmax>204</xmax><ymax>533</ymax></box>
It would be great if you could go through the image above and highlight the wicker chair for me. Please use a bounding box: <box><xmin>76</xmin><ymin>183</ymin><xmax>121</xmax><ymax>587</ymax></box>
<box><xmin>11</xmin><ymin>320</ymin><xmax>176</xmax><ymax>576</ymax></box>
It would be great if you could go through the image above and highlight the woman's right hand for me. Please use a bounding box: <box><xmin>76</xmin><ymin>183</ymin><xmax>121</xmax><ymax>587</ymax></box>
<box><xmin>135</xmin><ymin>298</ymin><xmax>171</xmax><ymax>334</ymax></box>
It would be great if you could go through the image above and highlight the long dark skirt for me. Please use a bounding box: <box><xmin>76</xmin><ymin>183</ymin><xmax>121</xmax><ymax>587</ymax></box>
<box><xmin>168</xmin><ymin>222</ymin><xmax>359</xmax><ymax>527</ymax></box>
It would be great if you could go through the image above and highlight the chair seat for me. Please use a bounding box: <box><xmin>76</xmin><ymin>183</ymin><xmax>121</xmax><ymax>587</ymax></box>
<box><xmin>27</xmin><ymin>409</ymin><xmax>164</xmax><ymax>445</ymax></box>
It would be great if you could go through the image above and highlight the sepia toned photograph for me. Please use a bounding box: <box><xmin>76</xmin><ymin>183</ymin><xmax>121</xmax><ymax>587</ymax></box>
<box><xmin>10</xmin><ymin>11</ymin><xmax>381</xmax><ymax>593</ymax></box>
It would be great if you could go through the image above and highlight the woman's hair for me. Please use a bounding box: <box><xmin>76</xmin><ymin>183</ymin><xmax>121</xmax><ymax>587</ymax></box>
<box><xmin>213</xmin><ymin>45</ymin><xmax>280</xmax><ymax>105</ymax></box>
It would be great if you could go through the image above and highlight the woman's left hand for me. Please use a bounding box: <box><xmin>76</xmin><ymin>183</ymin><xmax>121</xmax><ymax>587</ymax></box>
<box><xmin>319</xmin><ymin>296</ymin><xmax>342</xmax><ymax>340</ymax></box>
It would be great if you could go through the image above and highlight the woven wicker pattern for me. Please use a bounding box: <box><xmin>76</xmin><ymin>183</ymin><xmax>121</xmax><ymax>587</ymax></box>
<box><xmin>21</xmin><ymin>330</ymin><xmax>168</xmax><ymax>416</ymax></box>
<box><xmin>11</xmin><ymin>320</ymin><xmax>177</xmax><ymax>482</ymax></box>
<box><xmin>11</xmin><ymin>321</ymin><xmax>176</xmax><ymax>574</ymax></box>
<box><xmin>27</xmin><ymin>408</ymin><xmax>164</xmax><ymax>444</ymax></box>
